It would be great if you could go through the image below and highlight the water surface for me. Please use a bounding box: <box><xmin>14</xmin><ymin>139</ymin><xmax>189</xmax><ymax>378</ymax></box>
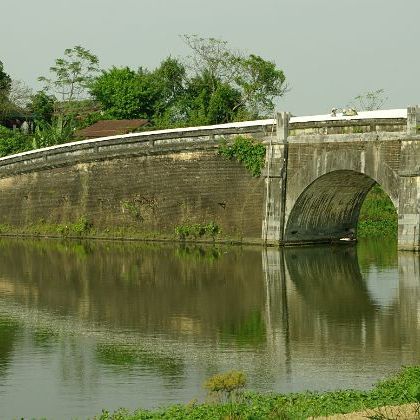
<box><xmin>0</xmin><ymin>238</ymin><xmax>418</xmax><ymax>419</ymax></box>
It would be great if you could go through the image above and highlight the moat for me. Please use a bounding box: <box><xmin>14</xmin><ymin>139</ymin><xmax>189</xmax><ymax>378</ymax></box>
<box><xmin>0</xmin><ymin>238</ymin><xmax>418</xmax><ymax>419</ymax></box>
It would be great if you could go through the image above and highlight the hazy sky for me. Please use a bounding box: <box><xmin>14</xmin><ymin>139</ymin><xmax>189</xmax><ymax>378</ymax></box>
<box><xmin>1</xmin><ymin>0</ymin><xmax>418</xmax><ymax>115</ymax></box>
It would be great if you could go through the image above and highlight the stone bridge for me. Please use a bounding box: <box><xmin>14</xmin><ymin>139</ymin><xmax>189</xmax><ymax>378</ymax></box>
<box><xmin>0</xmin><ymin>107</ymin><xmax>418</xmax><ymax>250</ymax></box>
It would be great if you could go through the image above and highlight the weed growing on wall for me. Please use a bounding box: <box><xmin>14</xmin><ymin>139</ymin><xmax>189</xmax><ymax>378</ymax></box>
<box><xmin>175</xmin><ymin>222</ymin><xmax>220</xmax><ymax>240</ymax></box>
<box><xmin>56</xmin><ymin>216</ymin><xmax>93</xmax><ymax>237</ymax></box>
<box><xmin>218</xmin><ymin>135</ymin><xmax>266</xmax><ymax>177</ymax></box>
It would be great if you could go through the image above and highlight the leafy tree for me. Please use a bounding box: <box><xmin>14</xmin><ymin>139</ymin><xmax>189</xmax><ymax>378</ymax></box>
<box><xmin>29</xmin><ymin>91</ymin><xmax>55</xmax><ymax>124</ymax></box>
<box><xmin>37</xmin><ymin>46</ymin><xmax>100</xmax><ymax>143</ymax></box>
<box><xmin>151</xmin><ymin>57</ymin><xmax>186</xmax><ymax>116</ymax></box>
<box><xmin>181</xmin><ymin>35</ymin><xmax>287</xmax><ymax>119</ymax></box>
<box><xmin>90</xmin><ymin>36</ymin><xmax>287</xmax><ymax>128</ymax></box>
<box><xmin>90</xmin><ymin>66</ymin><xmax>145</xmax><ymax>119</ymax></box>
<box><xmin>0</xmin><ymin>61</ymin><xmax>12</xmax><ymax>119</ymax></box>
<box><xmin>0</xmin><ymin>61</ymin><xmax>11</xmax><ymax>94</ymax></box>
<box><xmin>233</xmin><ymin>54</ymin><xmax>287</xmax><ymax>117</ymax></box>
<box><xmin>91</xmin><ymin>58</ymin><xmax>187</xmax><ymax>122</ymax></box>
<box><xmin>38</xmin><ymin>45</ymin><xmax>99</xmax><ymax>103</ymax></box>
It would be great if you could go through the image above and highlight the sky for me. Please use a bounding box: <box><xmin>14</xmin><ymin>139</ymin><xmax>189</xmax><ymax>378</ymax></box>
<box><xmin>1</xmin><ymin>0</ymin><xmax>419</xmax><ymax>116</ymax></box>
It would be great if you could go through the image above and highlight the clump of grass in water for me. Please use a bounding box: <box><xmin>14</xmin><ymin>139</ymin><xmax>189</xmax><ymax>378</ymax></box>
<box><xmin>95</xmin><ymin>366</ymin><xmax>420</xmax><ymax>419</ymax></box>
<box><xmin>204</xmin><ymin>370</ymin><xmax>247</xmax><ymax>404</ymax></box>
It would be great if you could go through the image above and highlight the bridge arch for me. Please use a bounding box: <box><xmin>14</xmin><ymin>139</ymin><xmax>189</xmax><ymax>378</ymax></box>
<box><xmin>284</xmin><ymin>170</ymin><xmax>396</xmax><ymax>242</ymax></box>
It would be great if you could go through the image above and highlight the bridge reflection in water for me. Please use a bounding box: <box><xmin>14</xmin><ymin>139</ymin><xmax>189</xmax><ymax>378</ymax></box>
<box><xmin>0</xmin><ymin>239</ymin><xmax>418</xmax><ymax>417</ymax></box>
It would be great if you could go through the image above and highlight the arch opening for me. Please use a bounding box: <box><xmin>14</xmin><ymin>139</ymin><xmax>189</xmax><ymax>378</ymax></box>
<box><xmin>285</xmin><ymin>170</ymin><xmax>396</xmax><ymax>243</ymax></box>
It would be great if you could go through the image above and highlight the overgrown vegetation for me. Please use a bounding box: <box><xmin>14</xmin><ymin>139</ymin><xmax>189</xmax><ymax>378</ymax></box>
<box><xmin>358</xmin><ymin>184</ymin><xmax>398</xmax><ymax>238</ymax></box>
<box><xmin>218</xmin><ymin>135</ymin><xmax>266</xmax><ymax>176</ymax></box>
<box><xmin>204</xmin><ymin>371</ymin><xmax>247</xmax><ymax>404</ymax></box>
<box><xmin>0</xmin><ymin>216</ymin><xmax>93</xmax><ymax>238</ymax></box>
<box><xmin>96</xmin><ymin>366</ymin><xmax>420</xmax><ymax>419</ymax></box>
<box><xmin>0</xmin><ymin>39</ymin><xmax>286</xmax><ymax>157</ymax></box>
<box><xmin>175</xmin><ymin>222</ymin><xmax>220</xmax><ymax>240</ymax></box>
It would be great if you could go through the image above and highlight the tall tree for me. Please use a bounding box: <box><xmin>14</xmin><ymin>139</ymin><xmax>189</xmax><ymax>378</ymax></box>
<box><xmin>181</xmin><ymin>35</ymin><xmax>287</xmax><ymax>119</ymax></box>
<box><xmin>90</xmin><ymin>58</ymin><xmax>187</xmax><ymax>122</ymax></box>
<box><xmin>0</xmin><ymin>61</ymin><xmax>11</xmax><ymax>94</ymax></box>
<box><xmin>0</xmin><ymin>61</ymin><xmax>12</xmax><ymax>119</ymax></box>
<box><xmin>29</xmin><ymin>91</ymin><xmax>55</xmax><ymax>124</ymax></box>
<box><xmin>38</xmin><ymin>46</ymin><xmax>99</xmax><ymax>103</ymax></box>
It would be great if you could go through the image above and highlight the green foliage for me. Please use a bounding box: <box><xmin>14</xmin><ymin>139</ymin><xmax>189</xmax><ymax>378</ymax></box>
<box><xmin>90</xmin><ymin>58</ymin><xmax>187</xmax><ymax>122</ymax></box>
<box><xmin>233</xmin><ymin>54</ymin><xmax>287</xmax><ymax>117</ymax></box>
<box><xmin>0</xmin><ymin>61</ymin><xmax>11</xmax><ymax>93</ymax></box>
<box><xmin>0</xmin><ymin>125</ymin><xmax>32</xmax><ymax>157</ymax></box>
<box><xmin>56</xmin><ymin>216</ymin><xmax>93</xmax><ymax>237</ymax></box>
<box><xmin>121</xmin><ymin>199</ymin><xmax>141</xmax><ymax>220</ymax></box>
<box><xmin>90</xmin><ymin>66</ymin><xmax>150</xmax><ymax>119</ymax></box>
<box><xmin>38</xmin><ymin>45</ymin><xmax>99</xmax><ymax>103</ymax></box>
<box><xmin>29</xmin><ymin>91</ymin><xmax>55</xmax><ymax>124</ymax></box>
<box><xmin>219</xmin><ymin>135</ymin><xmax>266</xmax><ymax>177</ymax></box>
<box><xmin>0</xmin><ymin>61</ymin><xmax>12</xmax><ymax>119</ymax></box>
<box><xmin>182</xmin><ymin>35</ymin><xmax>287</xmax><ymax>119</ymax></box>
<box><xmin>175</xmin><ymin>222</ymin><xmax>220</xmax><ymax>240</ymax></box>
<box><xmin>204</xmin><ymin>371</ymin><xmax>247</xmax><ymax>403</ymax></box>
<box><xmin>32</xmin><ymin>115</ymin><xmax>74</xmax><ymax>148</ymax></box>
<box><xmin>90</xmin><ymin>36</ymin><xmax>287</xmax><ymax>128</ymax></box>
<box><xmin>95</xmin><ymin>366</ymin><xmax>420</xmax><ymax>419</ymax></box>
<box><xmin>358</xmin><ymin>185</ymin><xmax>397</xmax><ymax>238</ymax></box>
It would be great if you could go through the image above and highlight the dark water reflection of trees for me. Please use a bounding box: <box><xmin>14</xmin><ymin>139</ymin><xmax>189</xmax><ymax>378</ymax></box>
<box><xmin>0</xmin><ymin>238</ymin><xmax>418</xmax><ymax>374</ymax></box>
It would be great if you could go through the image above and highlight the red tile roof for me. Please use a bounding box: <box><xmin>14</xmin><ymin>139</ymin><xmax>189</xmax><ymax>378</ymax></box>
<box><xmin>75</xmin><ymin>119</ymin><xmax>149</xmax><ymax>139</ymax></box>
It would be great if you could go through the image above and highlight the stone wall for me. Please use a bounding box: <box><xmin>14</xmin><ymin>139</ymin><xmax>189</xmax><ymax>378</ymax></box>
<box><xmin>0</xmin><ymin>124</ymin><xmax>272</xmax><ymax>241</ymax></box>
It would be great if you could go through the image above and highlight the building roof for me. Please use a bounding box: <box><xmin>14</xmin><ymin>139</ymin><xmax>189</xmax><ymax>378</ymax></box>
<box><xmin>75</xmin><ymin>119</ymin><xmax>149</xmax><ymax>139</ymax></box>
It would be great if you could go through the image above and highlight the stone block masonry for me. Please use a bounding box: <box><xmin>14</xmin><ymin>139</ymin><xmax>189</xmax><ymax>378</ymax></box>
<box><xmin>0</xmin><ymin>108</ymin><xmax>418</xmax><ymax>250</ymax></box>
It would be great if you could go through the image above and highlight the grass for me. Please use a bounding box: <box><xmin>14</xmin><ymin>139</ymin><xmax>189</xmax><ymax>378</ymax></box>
<box><xmin>357</xmin><ymin>185</ymin><xmax>397</xmax><ymax>238</ymax></box>
<box><xmin>95</xmin><ymin>366</ymin><xmax>420</xmax><ymax>419</ymax></box>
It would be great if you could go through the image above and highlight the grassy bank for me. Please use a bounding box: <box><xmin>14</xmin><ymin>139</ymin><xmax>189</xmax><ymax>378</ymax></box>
<box><xmin>96</xmin><ymin>366</ymin><xmax>420</xmax><ymax>419</ymax></box>
<box><xmin>357</xmin><ymin>184</ymin><xmax>397</xmax><ymax>238</ymax></box>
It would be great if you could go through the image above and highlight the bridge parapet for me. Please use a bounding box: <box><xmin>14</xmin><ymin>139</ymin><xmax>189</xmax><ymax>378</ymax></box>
<box><xmin>0</xmin><ymin>106</ymin><xmax>418</xmax><ymax>249</ymax></box>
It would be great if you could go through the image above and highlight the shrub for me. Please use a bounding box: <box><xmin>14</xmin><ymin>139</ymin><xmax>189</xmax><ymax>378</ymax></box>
<box><xmin>218</xmin><ymin>135</ymin><xmax>266</xmax><ymax>177</ymax></box>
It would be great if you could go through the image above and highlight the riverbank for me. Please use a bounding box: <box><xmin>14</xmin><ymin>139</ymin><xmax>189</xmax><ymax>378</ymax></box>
<box><xmin>96</xmin><ymin>366</ymin><xmax>420</xmax><ymax>419</ymax></box>
<box><xmin>357</xmin><ymin>184</ymin><xmax>397</xmax><ymax>238</ymax></box>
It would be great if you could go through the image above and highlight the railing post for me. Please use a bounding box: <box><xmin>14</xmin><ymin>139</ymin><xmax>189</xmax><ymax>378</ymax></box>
<box><xmin>407</xmin><ymin>105</ymin><xmax>420</xmax><ymax>135</ymax></box>
<box><xmin>262</xmin><ymin>112</ymin><xmax>290</xmax><ymax>245</ymax></box>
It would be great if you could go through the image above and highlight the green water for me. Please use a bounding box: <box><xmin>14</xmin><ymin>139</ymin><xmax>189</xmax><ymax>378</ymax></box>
<box><xmin>0</xmin><ymin>238</ymin><xmax>418</xmax><ymax>419</ymax></box>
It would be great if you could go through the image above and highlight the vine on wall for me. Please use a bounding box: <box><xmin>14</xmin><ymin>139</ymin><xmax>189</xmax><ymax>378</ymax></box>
<box><xmin>218</xmin><ymin>136</ymin><xmax>266</xmax><ymax>177</ymax></box>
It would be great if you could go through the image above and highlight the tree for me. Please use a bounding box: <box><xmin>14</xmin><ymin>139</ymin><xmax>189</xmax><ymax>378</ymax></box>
<box><xmin>38</xmin><ymin>45</ymin><xmax>99</xmax><ymax>104</ymax></box>
<box><xmin>90</xmin><ymin>37</ymin><xmax>287</xmax><ymax>128</ymax></box>
<box><xmin>0</xmin><ymin>61</ymin><xmax>11</xmax><ymax>94</ymax></box>
<box><xmin>37</xmin><ymin>46</ymin><xmax>100</xmax><ymax>142</ymax></box>
<box><xmin>349</xmin><ymin>89</ymin><xmax>388</xmax><ymax>111</ymax></box>
<box><xmin>29</xmin><ymin>91</ymin><xmax>55</xmax><ymax>124</ymax></box>
<box><xmin>181</xmin><ymin>35</ymin><xmax>287</xmax><ymax>119</ymax></box>
<box><xmin>90</xmin><ymin>58</ymin><xmax>187</xmax><ymax>122</ymax></box>
<box><xmin>0</xmin><ymin>61</ymin><xmax>12</xmax><ymax>119</ymax></box>
<box><xmin>90</xmin><ymin>66</ymin><xmax>141</xmax><ymax>119</ymax></box>
<box><xmin>8</xmin><ymin>80</ymin><xmax>33</xmax><ymax>112</ymax></box>
<box><xmin>233</xmin><ymin>54</ymin><xmax>287</xmax><ymax>117</ymax></box>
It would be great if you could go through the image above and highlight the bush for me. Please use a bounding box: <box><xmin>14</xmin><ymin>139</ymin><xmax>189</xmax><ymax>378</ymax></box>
<box><xmin>175</xmin><ymin>222</ymin><xmax>220</xmax><ymax>240</ymax></box>
<box><xmin>0</xmin><ymin>125</ymin><xmax>32</xmax><ymax>157</ymax></box>
<box><xmin>219</xmin><ymin>135</ymin><xmax>266</xmax><ymax>177</ymax></box>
